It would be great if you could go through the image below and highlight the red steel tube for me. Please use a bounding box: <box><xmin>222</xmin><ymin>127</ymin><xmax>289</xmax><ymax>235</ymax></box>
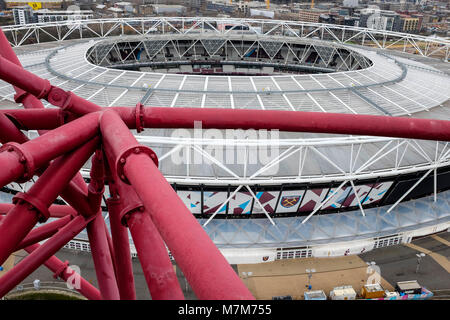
<box><xmin>0</xmin><ymin>55</ymin><xmax>101</xmax><ymax>115</ymax></box>
<box><xmin>105</xmin><ymin>161</ymin><xmax>182</xmax><ymax>300</ymax></box>
<box><xmin>24</xmin><ymin>137</ymin><xmax>99</xmax><ymax>214</ymax></box>
<box><xmin>86</xmin><ymin>213</ymin><xmax>120</xmax><ymax>300</ymax></box>
<box><xmin>0</xmin><ymin>137</ymin><xmax>98</xmax><ymax>266</ymax></box>
<box><xmin>103</xmin><ymin>219</ymin><xmax>117</xmax><ymax>280</ymax></box>
<box><xmin>1</xmin><ymin>109</ymin><xmax>64</xmax><ymax>131</ymax></box>
<box><xmin>0</xmin><ymin>203</ymin><xmax>76</xmax><ymax>217</ymax></box>
<box><xmin>0</xmin><ymin>214</ymin><xmax>90</xmax><ymax>298</ymax></box>
<box><xmin>0</xmin><ymin>112</ymin><xmax>100</xmax><ymax>189</ymax></box>
<box><xmin>15</xmin><ymin>215</ymin><xmax>72</xmax><ymax>250</ymax></box>
<box><xmin>87</xmin><ymin>150</ymin><xmax>105</xmax><ymax>213</ymax></box>
<box><xmin>100</xmin><ymin>110</ymin><xmax>253</xmax><ymax>300</ymax></box>
<box><xmin>0</xmin><ymin>112</ymin><xmax>28</xmax><ymax>144</ymax></box>
<box><xmin>106</xmin><ymin>197</ymin><xmax>136</xmax><ymax>300</ymax></box>
<box><xmin>0</xmin><ymin>29</ymin><xmax>45</xmax><ymax>110</ymax></box>
<box><xmin>0</xmin><ymin>202</ymin><xmax>40</xmax><ymax>267</ymax></box>
<box><xmin>60</xmin><ymin>181</ymin><xmax>96</xmax><ymax>217</ymax></box>
<box><xmin>24</xmin><ymin>243</ymin><xmax>102</xmax><ymax>300</ymax></box>
<box><xmin>2</xmin><ymin>103</ymin><xmax>448</xmax><ymax>142</ymax></box>
<box><xmin>0</xmin><ymin>32</ymin><xmax>99</xmax><ymax>224</ymax></box>
<box><xmin>124</xmin><ymin>204</ymin><xmax>184</xmax><ymax>300</ymax></box>
<box><xmin>138</xmin><ymin>107</ymin><xmax>450</xmax><ymax>142</ymax></box>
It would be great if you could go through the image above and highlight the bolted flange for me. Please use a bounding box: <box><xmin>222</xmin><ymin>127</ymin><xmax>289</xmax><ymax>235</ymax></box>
<box><xmin>115</xmin><ymin>145</ymin><xmax>158</xmax><ymax>185</ymax></box>
<box><xmin>47</xmin><ymin>87</ymin><xmax>71</xmax><ymax>108</ymax></box>
<box><xmin>120</xmin><ymin>203</ymin><xmax>144</xmax><ymax>228</ymax></box>
<box><xmin>13</xmin><ymin>192</ymin><xmax>50</xmax><ymax>223</ymax></box>
<box><xmin>0</xmin><ymin>142</ymin><xmax>35</xmax><ymax>183</ymax></box>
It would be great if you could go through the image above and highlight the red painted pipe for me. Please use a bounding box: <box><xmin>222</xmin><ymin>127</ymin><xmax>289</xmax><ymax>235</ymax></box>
<box><xmin>24</xmin><ymin>243</ymin><xmax>102</xmax><ymax>300</ymax></box>
<box><xmin>0</xmin><ymin>215</ymin><xmax>91</xmax><ymax>298</ymax></box>
<box><xmin>1</xmin><ymin>109</ymin><xmax>64</xmax><ymax>131</ymax></box>
<box><xmin>0</xmin><ymin>112</ymin><xmax>28</xmax><ymax>144</ymax></box>
<box><xmin>0</xmin><ymin>112</ymin><xmax>100</xmax><ymax>189</ymax></box>
<box><xmin>0</xmin><ymin>202</ymin><xmax>40</xmax><ymax>267</ymax></box>
<box><xmin>0</xmin><ymin>137</ymin><xmax>98</xmax><ymax>266</ymax></box>
<box><xmin>0</xmin><ymin>55</ymin><xmax>101</xmax><ymax>115</ymax></box>
<box><xmin>15</xmin><ymin>215</ymin><xmax>72</xmax><ymax>250</ymax></box>
<box><xmin>0</xmin><ymin>31</ymin><xmax>99</xmax><ymax>223</ymax></box>
<box><xmin>60</xmin><ymin>182</ymin><xmax>96</xmax><ymax>218</ymax></box>
<box><xmin>108</xmin><ymin>166</ymin><xmax>183</xmax><ymax>300</ymax></box>
<box><xmin>2</xmin><ymin>103</ymin><xmax>450</xmax><ymax>142</ymax></box>
<box><xmin>87</xmin><ymin>150</ymin><xmax>105</xmax><ymax>213</ymax></box>
<box><xmin>139</xmin><ymin>107</ymin><xmax>450</xmax><ymax>142</ymax></box>
<box><xmin>100</xmin><ymin>110</ymin><xmax>253</xmax><ymax>300</ymax></box>
<box><xmin>0</xmin><ymin>203</ymin><xmax>76</xmax><ymax>217</ymax></box>
<box><xmin>124</xmin><ymin>204</ymin><xmax>184</xmax><ymax>300</ymax></box>
<box><xmin>106</xmin><ymin>197</ymin><xmax>136</xmax><ymax>300</ymax></box>
<box><xmin>103</xmin><ymin>219</ymin><xmax>117</xmax><ymax>280</ymax></box>
<box><xmin>86</xmin><ymin>213</ymin><xmax>120</xmax><ymax>300</ymax></box>
<box><xmin>0</xmin><ymin>29</ymin><xmax>44</xmax><ymax>110</ymax></box>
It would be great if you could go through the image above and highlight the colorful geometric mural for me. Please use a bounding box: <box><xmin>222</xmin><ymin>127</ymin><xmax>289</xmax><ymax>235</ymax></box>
<box><xmin>298</xmin><ymin>188</ymin><xmax>329</xmax><ymax>212</ymax></box>
<box><xmin>253</xmin><ymin>191</ymin><xmax>280</xmax><ymax>214</ymax></box>
<box><xmin>177</xmin><ymin>190</ymin><xmax>202</xmax><ymax>214</ymax></box>
<box><xmin>228</xmin><ymin>191</ymin><xmax>253</xmax><ymax>214</ymax></box>
<box><xmin>176</xmin><ymin>181</ymin><xmax>395</xmax><ymax>216</ymax></box>
<box><xmin>203</xmin><ymin>191</ymin><xmax>228</xmax><ymax>214</ymax></box>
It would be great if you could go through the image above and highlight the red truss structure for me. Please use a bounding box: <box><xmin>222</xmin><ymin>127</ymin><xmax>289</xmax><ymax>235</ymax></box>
<box><xmin>0</xmin><ymin>28</ymin><xmax>449</xmax><ymax>300</ymax></box>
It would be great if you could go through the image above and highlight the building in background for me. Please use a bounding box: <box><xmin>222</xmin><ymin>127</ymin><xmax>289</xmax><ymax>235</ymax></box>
<box><xmin>12</xmin><ymin>5</ymin><xmax>34</xmax><ymax>24</ymax></box>
<box><xmin>34</xmin><ymin>8</ymin><xmax>93</xmax><ymax>23</ymax></box>
<box><xmin>152</xmin><ymin>4</ymin><xmax>186</xmax><ymax>15</ymax></box>
<box><xmin>359</xmin><ymin>7</ymin><xmax>402</xmax><ymax>31</ymax></box>
<box><xmin>298</xmin><ymin>9</ymin><xmax>328</xmax><ymax>23</ymax></box>
<box><xmin>5</xmin><ymin>0</ymin><xmax>63</xmax><ymax>9</ymax></box>
<box><xmin>400</xmin><ymin>14</ymin><xmax>419</xmax><ymax>32</ymax></box>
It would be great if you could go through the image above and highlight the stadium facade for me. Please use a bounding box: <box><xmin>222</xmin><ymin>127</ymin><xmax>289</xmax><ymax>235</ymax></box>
<box><xmin>1</xmin><ymin>17</ymin><xmax>449</xmax><ymax>264</ymax></box>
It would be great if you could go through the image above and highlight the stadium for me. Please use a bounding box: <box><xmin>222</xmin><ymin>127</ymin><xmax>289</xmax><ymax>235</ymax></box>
<box><xmin>0</xmin><ymin>16</ymin><xmax>449</xmax><ymax>269</ymax></box>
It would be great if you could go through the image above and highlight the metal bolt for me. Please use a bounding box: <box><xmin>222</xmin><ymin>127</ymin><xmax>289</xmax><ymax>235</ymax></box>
<box><xmin>134</xmin><ymin>148</ymin><xmax>140</xmax><ymax>154</ymax></box>
<box><xmin>51</xmin><ymin>92</ymin><xmax>61</xmax><ymax>102</ymax></box>
<box><xmin>120</xmin><ymin>158</ymin><xmax>126</xmax><ymax>164</ymax></box>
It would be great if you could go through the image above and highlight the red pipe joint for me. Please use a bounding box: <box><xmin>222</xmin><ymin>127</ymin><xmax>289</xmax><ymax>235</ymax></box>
<box><xmin>0</xmin><ymin>142</ymin><xmax>35</xmax><ymax>183</ymax></box>
<box><xmin>12</xmin><ymin>192</ymin><xmax>49</xmax><ymax>223</ymax></box>
<box><xmin>115</xmin><ymin>145</ymin><xmax>158</xmax><ymax>184</ymax></box>
<box><xmin>53</xmin><ymin>260</ymin><xmax>70</xmax><ymax>280</ymax></box>
<box><xmin>47</xmin><ymin>87</ymin><xmax>102</xmax><ymax>115</ymax></box>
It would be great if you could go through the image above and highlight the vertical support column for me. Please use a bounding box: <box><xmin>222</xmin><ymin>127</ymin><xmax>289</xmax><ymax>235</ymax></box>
<box><xmin>100</xmin><ymin>110</ymin><xmax>253</xmax><ymax>300</ymax></box>
<box><xmin>114</xmin><ymin>180</ymin><xmax>184</xmax><ymax>300</ymax></box>
<box><xmin>86</xmin><ymin>212</ymin><xmax>120</xmax><ymax>300</ymax></box>
<box><xmin>0</xmin><ymin>137</ymin><xmax>99</xmax><ymax>266</ymax></box>
<box><xmin>106</xmin><ymin>197</ymin><xmax>136</xmax><ymax>300</ymax></box>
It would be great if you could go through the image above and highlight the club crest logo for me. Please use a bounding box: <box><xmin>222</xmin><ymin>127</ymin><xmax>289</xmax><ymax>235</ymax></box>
<box><xmin>280</xmin><ymin>196</ymin><xmax>300</xmax><ymax>208</ymax></box>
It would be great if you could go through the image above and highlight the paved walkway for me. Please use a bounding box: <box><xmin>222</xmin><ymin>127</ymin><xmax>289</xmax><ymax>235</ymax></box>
<box><xmin>404</xmin><ymin>242</ymin><xmax>450</xmax><ymax>274</ymax></box>
<box><xmin>237</xmin><ymin>255</ymin><xmax>393</xmax><ymax>300</ymax></box>
<box><xmin>432</xmin><ymin>235</ymin><xmax>450</xmax><ymax>247</ymax></box>
<box><xmin>238</xmin><ymin>232</ymin><xmax>450</xmax><ymax>300</ymax></box>
<box><xmin>0</xmin><ymin>253</ymin><xmax>17</xmax><ymax>279</ymax></box>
